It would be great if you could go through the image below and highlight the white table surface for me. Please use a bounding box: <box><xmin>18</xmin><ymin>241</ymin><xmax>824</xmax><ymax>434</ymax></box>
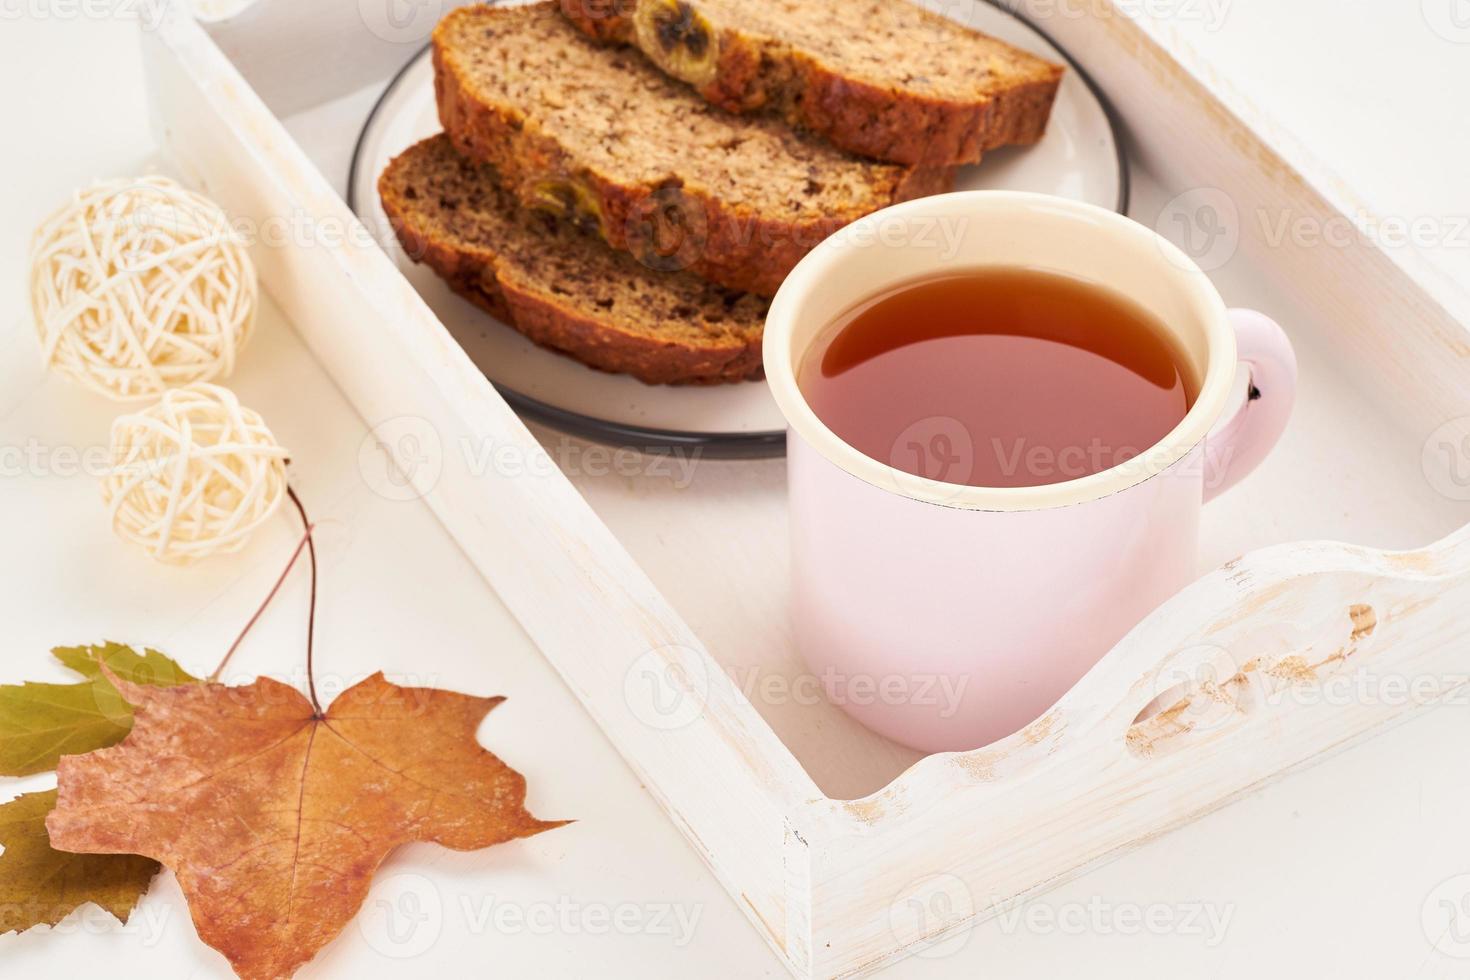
<box><xmin>3</xmin><ymin>7</ymin><xmax>1470</xmax><ymax>980</ymax></box>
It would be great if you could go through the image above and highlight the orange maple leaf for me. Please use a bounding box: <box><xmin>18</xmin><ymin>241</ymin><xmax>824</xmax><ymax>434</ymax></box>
<box><xmin>46</xmin><ymin>671</ymin><xmax>565</xmax><ymax>980</ymax></box>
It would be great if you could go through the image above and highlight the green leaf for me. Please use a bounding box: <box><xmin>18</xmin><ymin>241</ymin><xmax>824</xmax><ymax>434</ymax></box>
<box><xmin>0</xmin><ymin>643</ymin><xmax>198</xmax><ymax>777</ymax></box>
<box><xmin>0</xmin><ymin>790</ymin><xmax>160</xmax><ymax>935</ymax></box>
<box><xmin>50</xmin><ymin>642</ymin><xmax>198</xmax><ymax>688</ymax></box>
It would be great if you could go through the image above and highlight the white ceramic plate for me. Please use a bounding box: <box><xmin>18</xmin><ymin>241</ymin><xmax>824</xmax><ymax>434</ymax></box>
<box><xmin>348</xmin><ymin>0</ymin><xmax>1125</xmax><ymax>456</ymax></box>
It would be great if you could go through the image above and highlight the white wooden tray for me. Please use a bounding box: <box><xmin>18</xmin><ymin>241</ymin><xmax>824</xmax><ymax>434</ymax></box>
<box><xmin>139</xmin><ymin>1</ymin><xmax>1470</xmax><ymax>976</ymax></box>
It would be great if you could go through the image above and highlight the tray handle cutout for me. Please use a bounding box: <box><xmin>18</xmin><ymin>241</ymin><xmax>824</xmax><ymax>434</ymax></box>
<box><xmin>1126</xmin><ymin>603</ymin><xmax>1376</xmax><ymax>759</ymax></box>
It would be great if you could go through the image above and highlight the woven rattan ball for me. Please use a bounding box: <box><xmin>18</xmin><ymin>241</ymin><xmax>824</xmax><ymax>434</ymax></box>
<box><xmin>102</xmin><ymin>383</ymin><xmax>288</xmax><ymax>563</ymax></box>
<box><xmin>30</xmin><ymin>176</ymin><xmax>256</xmax><ymax>400</ymax></box>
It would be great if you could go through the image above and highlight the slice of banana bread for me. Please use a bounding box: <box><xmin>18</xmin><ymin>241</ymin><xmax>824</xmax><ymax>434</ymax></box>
<box><xmin>432</xmin><ymin>3</ymin><xmax>952</xmax><ymax>298</ymax></box>
<box><xmin>379</xmin><ymin>134</ymin><xmax>769</xmax><ymax>385</ymax></box>
<box><xmin>560</xmin><ymin>0</ymin><xmax>1064</xmax><ymax>166</ymax></box>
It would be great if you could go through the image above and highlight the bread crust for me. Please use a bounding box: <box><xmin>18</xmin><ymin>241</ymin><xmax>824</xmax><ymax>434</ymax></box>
<box><xmin>432</xmin><ymin>14</ymin><xmax>952</xmax><ymax>298</ymax></box>
<box><xmin>380</xmin><ymin>153</ymin><xmax>763</xmax><ymax>386</ymax></box>
<box><xmin>560</xmin><ymin>0</ymin><xmax>1063</xmax><ymax>166</ymax></box>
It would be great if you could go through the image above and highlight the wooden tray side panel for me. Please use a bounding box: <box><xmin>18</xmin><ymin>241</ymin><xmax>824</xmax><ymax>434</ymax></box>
<box><xmin>138</xmin><ymin>10</ymin><xmax>819</xmax><ymax>973</ymax></box>
<box><xmin>1010</xmin><ymin>0</ymin><xmax>1470</xmax><ymax>438</ymax></box>
<box><xmin>800</xmin><ymin>530</ymin><xmax>1470</xmax><ymax>977</ymax></box>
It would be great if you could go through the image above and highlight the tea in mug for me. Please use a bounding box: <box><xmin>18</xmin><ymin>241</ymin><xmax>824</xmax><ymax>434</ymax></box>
<box><xmin>798</xmin><ymin>267</ymin><xmax>1199</xmax><ymax>488</ymax></box>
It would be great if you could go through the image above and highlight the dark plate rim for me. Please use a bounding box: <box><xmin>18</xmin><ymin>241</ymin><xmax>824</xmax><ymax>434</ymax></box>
<box><xmin>345</xmin><ymin>0</ymin><xmax>1130</xmax><ymax>459</ymax></box>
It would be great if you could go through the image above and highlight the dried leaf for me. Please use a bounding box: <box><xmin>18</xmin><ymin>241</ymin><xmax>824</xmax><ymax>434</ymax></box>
<box><xmin>0</xmin><ymin>790</ymin><xmax>160</xmax><ymax>935</ymax></box>
<box><xmin>0</xmin><ymin>643</ymin><xmax>197</xmax><ymax>777</ymax></box>
<box><xmin>48</xmin><ymin>671</ymin><xmax>565</xmax><ymax>980</ymax></box>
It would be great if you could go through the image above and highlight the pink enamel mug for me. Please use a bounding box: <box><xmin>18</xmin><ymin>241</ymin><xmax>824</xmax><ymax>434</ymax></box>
<box><xmin>763</xmin><ymin>191</ymin><xmax>1297</xmax><ymax>754</ymax></box>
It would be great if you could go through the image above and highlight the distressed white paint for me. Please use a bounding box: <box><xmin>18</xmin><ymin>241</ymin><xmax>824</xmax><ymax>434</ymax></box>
<box><xmin>141</xmin><ymin>1</ymin><xmax>1470</xmax><ymax>976</ymax></box>
<box><xmin>141</xmin><ymin>6</ymin><xmax>814</xmax><ymax>971</ymax></box>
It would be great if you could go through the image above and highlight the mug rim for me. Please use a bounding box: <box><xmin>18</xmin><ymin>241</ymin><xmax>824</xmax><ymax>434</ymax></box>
<box><xmin>762</xmin><ymin>190</ymin><xmax>1237</xmax><ymax>512</ymax></box>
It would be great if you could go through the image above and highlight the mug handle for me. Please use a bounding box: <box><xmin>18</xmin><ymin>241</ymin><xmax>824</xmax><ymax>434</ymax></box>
<box><xmin>1202</xmin><ymin>309</ymin><xmax>1298</xmax><ymax>503</ymax></box>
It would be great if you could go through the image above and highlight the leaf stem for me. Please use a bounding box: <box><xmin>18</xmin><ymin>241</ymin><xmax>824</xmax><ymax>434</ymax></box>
<box><xmin>284</xmin><ymin>486</ymin><xmax>322</xmax><ymax>717</ymax></box>
<box><xmin>208</xmin><ymin>486</ymin><xmax>322</xmax><ymax>718</ymax></box>
<box><xmin>210</xmin><ymin>520</ymin><xmax>314</xmax><ymax>683</ymax></box>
